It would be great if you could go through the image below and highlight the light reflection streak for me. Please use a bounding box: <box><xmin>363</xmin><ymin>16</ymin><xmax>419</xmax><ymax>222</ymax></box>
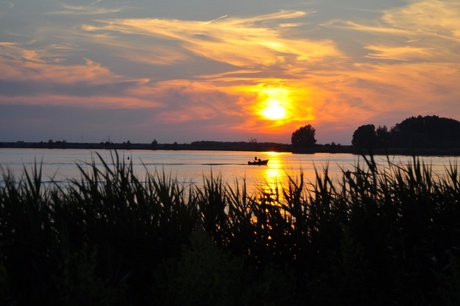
<box><xmin>255</xmin><ymin>152</ymin><xmax>291</xmax><ymax>203</ymax></box>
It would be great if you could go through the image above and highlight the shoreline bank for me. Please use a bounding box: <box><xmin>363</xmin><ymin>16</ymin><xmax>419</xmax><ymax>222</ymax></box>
<box><xmin>1</xmin><ymin>141</ymin><xmax>460</xmax><ymax>156</ymax></box>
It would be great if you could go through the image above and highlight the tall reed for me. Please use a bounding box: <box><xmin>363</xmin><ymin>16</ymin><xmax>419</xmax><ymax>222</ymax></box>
<box><xmin>0</xmin><ymin>152</ymin><xmax>459</xmax><ymax>305</ymax></box>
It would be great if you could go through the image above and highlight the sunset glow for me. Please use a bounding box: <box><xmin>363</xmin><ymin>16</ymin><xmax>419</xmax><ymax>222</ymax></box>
<box><xmin>261</xmin><ymin>100</ymin><xmax>286</xmax><ymax>121</ymax></box>
<box><xmin>1</xmin><ymin>0</ymin><xmax>459</xmax><ymax>144</ymax></box>
<box><xmin>258</xmin><ymin>87</ymin><xmax>290</xmax><ymax>121</ymax></box>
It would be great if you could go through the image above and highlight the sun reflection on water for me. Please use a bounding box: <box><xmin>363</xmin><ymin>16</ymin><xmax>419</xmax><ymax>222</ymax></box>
<box><xmin>254</xmin><ymin>151</ymin><xmax>334</xmax><ymax>202</ymax></box>
<box><xmin>255</xmin><ymin>152</ymin><xmax>288</xmax><ymax>199</ymax></box>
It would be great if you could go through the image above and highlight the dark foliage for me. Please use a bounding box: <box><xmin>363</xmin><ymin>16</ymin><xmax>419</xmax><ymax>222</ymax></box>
<box><xmin>352</xmin><ymin>115</ymin><xmax>460</xmax><ymax>149</ymax></box>
<box><xmin>352</xmin><ymin>124</ymin><xmax>376</xmax><ymax>150</ymax></box>
<box><xmin>291</xmin><ymin>124</ymin><xmax>317</xmax><ymax>148</ymax></box>
<box><xmin>392</xmin><ymin>115</ymin><xmax>460</xmax><ymax>148</ymax></box>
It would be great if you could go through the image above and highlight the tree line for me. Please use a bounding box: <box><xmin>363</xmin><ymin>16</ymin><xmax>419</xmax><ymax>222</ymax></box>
<box><xmin>292</xmin><ymin>115</ymin><xmax>460</xmax><ymax>151</ymax></box>
<box><xmin>2</xmin><ymin>115</ymin><xmax>459</xmax><ymax>153</ymax></box>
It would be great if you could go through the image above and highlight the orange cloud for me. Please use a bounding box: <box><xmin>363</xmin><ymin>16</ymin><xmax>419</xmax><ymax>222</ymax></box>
<box><xmin>0</xmin><ymin>43</ymin><xmax>117</xmax><ymax>83</ymax></box>
<box><xmin>85</xmin><ymin>10</ymin><xmax>342</xmax><ymax>71</ymax></box>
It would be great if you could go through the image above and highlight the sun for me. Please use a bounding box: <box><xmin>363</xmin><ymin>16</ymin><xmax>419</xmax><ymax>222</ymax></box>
<box><xmin>259</xmin><ymin>87</ymin><xmax>290</xmax><ymax>121</ymax></box>
<box><xmin>262</xmin><ymin>99</ymin><xmax>287</xmax><ymax>120</ymax></box>
<box><xmin>247</xmin><ymin>85</ymin><xmax>291</xmax><ymax>121</ymax></box>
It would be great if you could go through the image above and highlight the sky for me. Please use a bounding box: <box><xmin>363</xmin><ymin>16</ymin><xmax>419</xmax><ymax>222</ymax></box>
<box><xmin>1</xmin><ymin>0</ymin><xmax>459</xmax><ymax>145</ymax></box>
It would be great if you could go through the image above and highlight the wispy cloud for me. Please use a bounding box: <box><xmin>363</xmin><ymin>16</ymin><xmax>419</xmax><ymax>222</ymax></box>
<box><xmin>382</xmin><ymin>0</ymin><xmax>460</xmax><ymax>42</ymax></box>
<box><xmin>365</xmin><ymin>45</ymin><xmax>435</xmax><ymax>61</ymax></box>
<box><xmin>49</xmin><ymin>3</ymin><xmax>124</xmax><ymax>15</ymax></box>
<box><xmin>334</xmin><ymin>0</ymin><xmax>460</xmax><ymax>61</ymax></box>
<box><xmin>0</xmin><ymin>43</ymin><xmax>115</xmax><ymax>83</ymax></box>
<box><xmin>85</xmin><ymin>10</ymin><xmax>342</xmax><ymax>72</ymax></box>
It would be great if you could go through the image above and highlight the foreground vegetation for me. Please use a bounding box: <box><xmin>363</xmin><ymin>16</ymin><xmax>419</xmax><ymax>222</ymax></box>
<box><xmin>1</xmin><ymin>152</ymin><xmax>459</xmax><ymax>305</ymax></box>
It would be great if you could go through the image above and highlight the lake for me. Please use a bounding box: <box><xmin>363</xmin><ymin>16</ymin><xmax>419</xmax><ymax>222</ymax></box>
<box><xmin>0</xmin><ymin>148</ymin><xmax>458</xmax><ymax>194</ymax></box>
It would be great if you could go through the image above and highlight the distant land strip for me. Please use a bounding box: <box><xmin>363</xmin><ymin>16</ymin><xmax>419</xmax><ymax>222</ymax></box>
<box><xmin>1</xmin><ymin>141</ymin><xmax>460</xmax><ymax>156</ymax></box>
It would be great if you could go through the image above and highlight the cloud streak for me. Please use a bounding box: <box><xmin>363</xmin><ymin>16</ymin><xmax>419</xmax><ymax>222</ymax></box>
<box><xmin>49</xmin><ymin>3</ymin><xmax>124</xmax><ymax>16</ymax></box>
<box><xmin>85</xmin><ymin>10</ymin><xmax>341</xmax><ymax>71</ymax></box>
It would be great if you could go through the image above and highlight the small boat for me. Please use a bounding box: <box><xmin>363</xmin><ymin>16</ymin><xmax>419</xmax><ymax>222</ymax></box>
<box><xmin>248</xmin><ymin>159</ymin><xmax>269</xmax><ymax>165</ymax></box>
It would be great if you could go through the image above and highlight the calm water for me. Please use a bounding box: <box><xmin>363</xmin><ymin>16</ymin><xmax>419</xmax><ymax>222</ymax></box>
<box><xmin>0</xmin><ymin>148</ymin><xmax>458</xmax><ymax>193</ymax></box>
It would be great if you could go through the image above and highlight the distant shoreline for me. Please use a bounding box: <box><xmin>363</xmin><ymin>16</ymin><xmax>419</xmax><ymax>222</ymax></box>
<box><xmin>1</xmin><ymin>141</ymin><xmax>460</xmax><ymax>156</ymax></box>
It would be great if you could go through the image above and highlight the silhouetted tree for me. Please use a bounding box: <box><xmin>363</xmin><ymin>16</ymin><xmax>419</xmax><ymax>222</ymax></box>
<box><xmin>352</xmin><ymin>124</ymin><xmax>376</xmax><ymax>150</ymax></box>
<box><xmin>391</xmin><ymin>115</ymin><xmax>460</xmax><ymax>148</ymax></box>
<box><xmin>352</xmin><ymin>115</ymin><xmax>460</xmax><ymax>149</ymax></box>
<box><xmin>376</xmin><ymin>125</ymin><xmax>389</xmax><ymax>147</ymax></box>
<box><xmin>291</xmin><ymin>124</ymin><xmax>317</xmax><ymax>148</ymax></box>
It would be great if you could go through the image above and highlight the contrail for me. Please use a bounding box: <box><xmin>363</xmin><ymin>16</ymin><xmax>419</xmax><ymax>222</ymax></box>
<box><xmin>205</xmin><ymin>15</ymin><xmax>229</xmax><ymax>23</ymax></box>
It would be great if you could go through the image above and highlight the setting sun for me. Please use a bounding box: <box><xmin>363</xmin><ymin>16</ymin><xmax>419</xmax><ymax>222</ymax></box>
<box><xmin>256</xmin><ymin>87</ymin><xmax>290</xmax><ymax>121</ymax></box>
<box><xmin>262</xmin><ymin>99</ymin><xmax>286</xmax><ymax>120</ymax></box>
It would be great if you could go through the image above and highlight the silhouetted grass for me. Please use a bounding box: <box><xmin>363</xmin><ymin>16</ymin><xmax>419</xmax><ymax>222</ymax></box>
<box><xmin>0</xmin><ymin>151</ymin><xmax>459</xmax><ymax>305</ymax></box>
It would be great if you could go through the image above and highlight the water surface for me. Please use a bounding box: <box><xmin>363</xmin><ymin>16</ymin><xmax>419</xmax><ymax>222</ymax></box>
<box><xmin>0</xmin><ymin>148</ymin><xmax>457</xmax><ymax>193</ymax></box>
